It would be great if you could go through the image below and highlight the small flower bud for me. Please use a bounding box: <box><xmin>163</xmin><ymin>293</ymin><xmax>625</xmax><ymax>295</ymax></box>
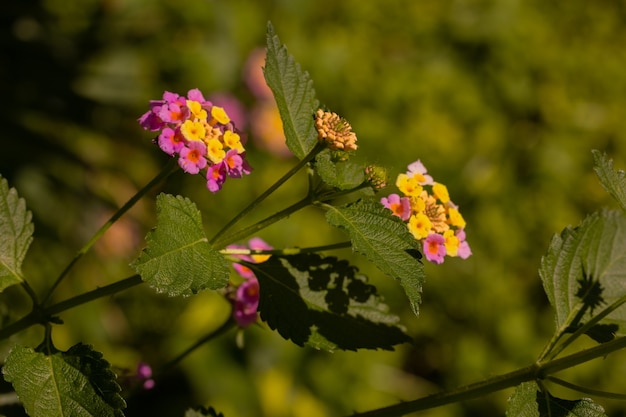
<box><xmin>365</xmin><ymin>165</ymin><xmax>387</xmax><ymax>191</ymax></box>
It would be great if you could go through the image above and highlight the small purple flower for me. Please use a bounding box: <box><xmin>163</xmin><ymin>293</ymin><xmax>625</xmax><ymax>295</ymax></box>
<box><xmin>178</xmin><ymin>141</ymin><xmax>208</xmax><ymax>174</ymax></box>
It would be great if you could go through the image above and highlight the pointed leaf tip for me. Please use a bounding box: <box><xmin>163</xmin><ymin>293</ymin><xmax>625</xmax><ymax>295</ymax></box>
<box><xmin>592</xmin><ymin>150</ymin><xmax>626</xmax><ymax>212</ymax></box>
<box><xmin>264</xmin><ymin>22</ymin><xmax>319</xmax><ymax>159</ymax></box>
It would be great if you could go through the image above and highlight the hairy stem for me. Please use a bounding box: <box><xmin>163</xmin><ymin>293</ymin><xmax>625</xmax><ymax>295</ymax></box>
<box><xmin>212</xmin><ymin>195</ymin><xmax>314</xmax><ymax>249</ymax></box>
<box><xmin>41</xmin><ymin>159</ymin><xmax>177</xmax><ymax>305</ymax></box>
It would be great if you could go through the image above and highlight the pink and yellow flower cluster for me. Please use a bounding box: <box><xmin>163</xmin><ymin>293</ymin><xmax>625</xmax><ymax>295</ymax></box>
<box><xmin>139</xmin><ymin>89</ymin><xmax>252</xmax><ymax>192</ymax></box>
<box><xmin>381</xmin><ymin>160</ymin><xmax>471</xmax><ymax>264</ymax></box>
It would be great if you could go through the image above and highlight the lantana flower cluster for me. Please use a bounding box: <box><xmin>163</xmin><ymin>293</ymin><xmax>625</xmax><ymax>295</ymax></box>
<box><xmin>381</xmin><ymin>160</ymin><xmax>471</xmax><ymax>264</ymax></box>
<box><xmin>226</xmin><ymin>238</ymin><xmax>272</xmax><ymax>327</ymax></box>
<box><xmin>139</xmin><ymin>89</ymin><xmax>252</xmax><ymax>192</ymax></box>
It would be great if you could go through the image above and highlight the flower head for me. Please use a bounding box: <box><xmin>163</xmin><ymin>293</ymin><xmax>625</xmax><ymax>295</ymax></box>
<box><xmin>315</xmin><ymin>109</ymin><xmax>357</xmax><ymax>152</ymax></box>
<box><xmin>139</xmin><ymin>88</ymin><xmax>253</xmax><ymax>192</ymax></box>
<box><xmin>380</xmin><ymin>159</ymin><xmax>471</xmax><ymax>264</ymax></box>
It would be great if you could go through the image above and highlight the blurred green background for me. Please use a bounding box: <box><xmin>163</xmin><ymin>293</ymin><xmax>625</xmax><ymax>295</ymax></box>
<box><xmin>2</xmin><ymin>0</ymin><xmax>626</xmax><ymax>416</ymax></box>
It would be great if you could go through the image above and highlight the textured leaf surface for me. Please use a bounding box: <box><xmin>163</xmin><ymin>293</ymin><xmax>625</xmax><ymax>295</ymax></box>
<box><xmin>132</xmin><ymin>194</ymin><xmax>229</xmax><ymax>296</ymax></box>
<box><xmin>314</xmin><ymin>151</ymin><xmax>365</xmax><ymax>190</ymax></box>
<box><xmin>0</xmin><ymin>176</ymin><xmax>33</xmax><ymax>292</ymax></box>
<box><xmin>507</xmin><ymin>381</ymin><xmax>607</xmax><ymax>417</ymax></box>
<box><xmin>540</xmin><ymin>210</ymin><xmax>626</xmax><ymax>335</ymax></box>
<box><xmin>3</xmin><ymin>344</ymin><xmax>125</xmax><ymax>417</ymax></box>
<box><xmin>248</xmin><ymin>253</ymin><xmax>411</xmax><ymax>351</ymax></box>
<box><xmin>263</xmin><ymin>22</ymin><xmax>319</xmax><ymax>160</ymax></box>
<box><xmin>185</xmin><ymin>407</ymin><xmax>224</xmax><ymax>417</ymax></box>
<box><xmin>325</xmin><ymin>199</ymin><xmax>425</xmax><ymax>315</ymax></box>
<box><xmin>592</xmin><ymin>150</ymin><xmax>626</xmax><ymax>212</ymax></box>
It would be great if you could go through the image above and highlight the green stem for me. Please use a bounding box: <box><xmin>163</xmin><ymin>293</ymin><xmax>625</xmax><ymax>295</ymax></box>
<box><xmin>547</xmin><ymin>294</ymin><xmax>626</xmax><ymax>360</ymax></box>
<box><xmin>209</xmin><ymin>143</ymin><xmax>325</xmax><ymax>246</ymax></box>
<box><xmin>0</xmin><ymin>275</ymin><xmax>144</xmax><ymax>340</ymax></box>
<box><xmin>220</xmin><ymin>241</ymin><xmax>352</xmax><ymax>257</ymax></box>
<box><xmin>159</xmin><ymin>317</ymin><xmax>236</xmax><ymax>373</ymax></box>
<box><xmin>317</xmin><ymin>182</ymin><xmax>372</xmax><ymax>202</ymax></box>
<box><xmin>212</xmin><ymin>195</ymin><xmax>314</xmax><ymax>249</ymax></box>
<box><xmin>349</xmin><ymin>365</ymin><xmax>538</xmax><ymax>417</ymax></box>
<box><xmin>20</xmin><ymin>280</ymin><xmax>40</xmax><ymax>306</ymax></box>
<box><xmin>349</xmin><ymin>335</ymin><xmax>626</xmax><ymax>417</ymax></box>
<box><xmin>546</xmin><ymin>376</ymin><xmax>626</xmax><ymax>400</ymax></box>
<box><xmin>41</xmin><ymin>159</ymin><xmax>178</xmax><ymax>305</ymax></box>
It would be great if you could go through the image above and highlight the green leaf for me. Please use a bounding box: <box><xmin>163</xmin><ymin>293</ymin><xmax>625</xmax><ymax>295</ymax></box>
<box><xmin>3</xmin><ymin>344</ymin><xmax>125</xmax><ymax>417</ymax></box>
<box><xmin>0</xmin><ymin>176</ymin><xmax>34</xmax><ymax>292</ymax></box>
<box><xmin>324</xmin><ymin>199</ymin><xmax>425</xmax><ymax>316</ymax></box>
<box><xmin>185</xmin><ymin>407</ymin><xmax>224</xmax><ymax>417</ymax></box>
<box><xmin>263</xmin><ymin>22</ymin><xmax>320</xmax><ymax>160</ymax></box>
<box><xmin>506</xmin><ymin>381</ymin><xmax>607</xmax><ymax>417</ymax></box>
<box><xmin>247</xmin><ymin>253</ymin><xmax>411</xmax><ymax>351</ymax></box>
<box><xmin>314</xmin><ymin>150</ymin><xmax>366</xmax><ymax>190</ymax></box>
<box><xmin>592</xmin><ymin>150</ymin><xmax>626</xmax><ymax>212</ymax></box>
<box><xmin>131</xmin><ymin>194</ymin><xmax>229</xmax><ymax>296</ymax></box>
<box><xmin>540</xmin><ymin>209</ymin><xmax>626</xmax><ymax>336</ymax></box>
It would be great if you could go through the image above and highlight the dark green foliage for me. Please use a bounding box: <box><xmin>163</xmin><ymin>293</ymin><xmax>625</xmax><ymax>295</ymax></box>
<box><xmin>185</xmin><ymin>407</ymin><xmax>224</xmax><ymax>417</ymax></box>
<box><xmin>247</xmin><ymin>253</ymin><xmax>411</xmax><ymax>351</ymax></box>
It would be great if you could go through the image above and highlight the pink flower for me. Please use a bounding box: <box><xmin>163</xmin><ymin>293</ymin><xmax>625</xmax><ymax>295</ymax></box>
<box><xmin>223</xmin><ymin>149</ymin><xmax>253</xmax><ymax>178</ymax></box>
<box><xmin>406</xmin><ymin>160</ymin><xmax>434</xmax><ymax>185</ymax></box>
<box><xmin>233</xmin><ymin>277</ymin><xmax>260</xmax><ymax>327</ymax></box>
<box><xmin>380</xmin><ymin>193</ymin><xmax>411</xmax><ymax>221</ymax></box>
<box><xmin>206</xmin><ymin>163</ymin><xmax>227</xmax><ymax>193</ymax></box>
<box><xmin>178</xmin><ymin>141</ymin><xmax>207</xmax><ymax>174</ymax></box>
<box><xmin>157</xmin><ymin>127</ymin><xmax>184</xmax><ymax>156</ymax></box>
<box><xmin>138</xmin><ymin>104</ymin><xmax>165</xmax><ymax>131</ymax></box>
<box><xmin>423</xmin><ymin>233</ymin><xmax>446</xmax><ymax>264</ymax></box>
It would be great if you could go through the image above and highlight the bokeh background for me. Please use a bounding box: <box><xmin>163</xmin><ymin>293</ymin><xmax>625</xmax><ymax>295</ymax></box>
<box><xmin>2</xmin><ymin>0</ymin><xmax>626</xmax><ymax>416</ymax></box>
